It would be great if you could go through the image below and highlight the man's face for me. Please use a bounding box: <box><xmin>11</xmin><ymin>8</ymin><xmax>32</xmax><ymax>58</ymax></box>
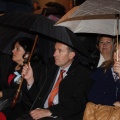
<box><xmin>53</xmin><ymin>42</ymin><xmax>75</xmax><ymax>69</ymax></box>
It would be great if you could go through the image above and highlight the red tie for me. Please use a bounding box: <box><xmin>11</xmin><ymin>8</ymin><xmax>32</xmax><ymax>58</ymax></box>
<box><xmin>48</xmin><ymin>69</ymin><xmax>65</xmax><ymax>107</ymax></box>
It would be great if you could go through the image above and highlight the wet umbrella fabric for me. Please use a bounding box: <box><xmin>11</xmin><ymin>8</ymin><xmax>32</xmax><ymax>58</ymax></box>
<box><xmin>0</xmin><ymin>26</ymin><xmax>55</xmax><ymax>63</ymax></box>
<box><xmin>56</xmin><ymin>0</ymin><xmax>120</xmax><ymax>36</ymax></box>
<box><xmin>0</xmin><ymin>26</ymin><xmax>35</xmax><ymax>55</ymax></box>
<box><xmin>0</xmin><ymin>0</ymin><xmax>33</xmax><ymax>13</ymax></box>
<box><xmin>0</xmin><ymin>11</ymin><xmax>91</xmax><ymax>58</ymax></box>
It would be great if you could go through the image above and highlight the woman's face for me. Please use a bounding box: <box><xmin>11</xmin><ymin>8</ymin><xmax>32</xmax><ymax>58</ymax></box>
<box><xmin>114</xmin><ymin>44</ymin><xmax>120</xmax><ymax>62</ymax></box>
<box><xmin>12</xmin><ymin>42</ymin><xmax>25</xmax><ymax>65</ymax></box>
<box><xmin>98</xmin><ymin>37</ymin><xmax>113</xmax><ymax>55</ymax></box>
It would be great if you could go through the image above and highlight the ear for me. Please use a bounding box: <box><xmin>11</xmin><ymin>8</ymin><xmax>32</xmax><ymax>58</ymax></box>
<box><xmin>69</xmin><ymin>52</ymin><xmax>75</xmax><ymax>59</ymax></box>
<box><xmin>24</xmin><ymin>52</ymin><xmax>30</xmax><ymax>59</ymax></box>
<box><xmin>96</xmin><ymin>45</ymin><xmax>99</xmax><ymax>49</ymax></box>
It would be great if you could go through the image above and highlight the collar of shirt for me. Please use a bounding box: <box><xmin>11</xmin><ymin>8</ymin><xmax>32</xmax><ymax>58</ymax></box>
<box><xmin>97</xmin><ymin>54</ymin><xmax>105</xmax><ymax>67</ymax></box>
<box><xmin>60</xmin><ymin>64</ymin><xmax>71</xmax><ymax>78</ymax></box>
<box><xmin>44</xmin><ymin>64</ymin><xmax>72</xmax><ymax>108</ymax></box>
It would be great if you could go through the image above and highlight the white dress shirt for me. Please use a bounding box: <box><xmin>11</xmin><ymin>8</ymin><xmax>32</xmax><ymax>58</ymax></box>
<box><xmin>44</xmin><ymin>65</ymin><xmax>71</xmax><ymax>108</ymax></box>
<box><xmin>97</xmin><ymin>54</ymin><xmax>105</xmax><ymax>67</ymax></box>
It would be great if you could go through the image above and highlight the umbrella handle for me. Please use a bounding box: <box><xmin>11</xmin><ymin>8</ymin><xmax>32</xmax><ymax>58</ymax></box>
<box><xmin>11</xmin><ymin>35</ymin><xmax>39</xmax><ymax>108</ymax></box>
<box><xmin>116</xmin><ymin>14</ymin><xmax>119</xmax><ymax>61</ymax></box>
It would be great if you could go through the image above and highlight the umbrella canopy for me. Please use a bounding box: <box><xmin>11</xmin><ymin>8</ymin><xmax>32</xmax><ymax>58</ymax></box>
<box><xmin>0</xmin><ymin>11</ymin><xmax>91</xmax><ymax>58</ymax></box>
<box><xmin>56</xmin><ymin>0</ymin><xmax>120</xmax><ymax>36</ymax></box>
<box><xmin>0</xmin><ymin>0</ymin><xmax>33</xmax><ymax>13</ymax></box>
<box><xmin>0</xmin><ymin>26</ymin><xmax>36</xmax><ymax>55</ymax></box>
<box><xmin>0</xmin><ymin>26</ymin><xmax>55</xmax><ymax>63</ymax></box>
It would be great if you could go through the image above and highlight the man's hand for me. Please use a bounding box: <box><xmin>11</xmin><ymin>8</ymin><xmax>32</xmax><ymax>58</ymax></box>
<box><xmin>30</xmin><ymin>108</ymin><xmax>52</xmax><ymax>120</ymax></box>
<box><xmin>22</xmin><ymin>63</ymin><xmax>34</xmax><ymax>86</ymax></box>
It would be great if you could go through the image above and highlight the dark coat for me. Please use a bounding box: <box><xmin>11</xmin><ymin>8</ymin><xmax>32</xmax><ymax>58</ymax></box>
<box><xmin>2</xmin><ymin>62</ymin><xmax>43</xmax><ymax>120</ymax></box>
<box><xmin>0</xmin><ymin>52</ymin><xmax>13</xmax><ymax>90</ymax></box>
<box><xmin>29</xmin><ymin>56</ymin><xmax>93</xmax><ymax>120</ymax></box>
<box><xmin>2</xmin><ymin>61</ymin><xmax>42</xmax><ymax>100</ymax></box>
<box><xmin>88</xmin><ymin>67</ymin><xmax>120</xmax><ymax>106</ymax></box>
<box><xmin>90</xmin><ymin>50</ymin><xmax>100</xmax><ymax>70</ymax></box>
<box><xmin>2</xmin><ymin>62</ymin><xmax>20</xmax><ymax>99</ymax></box>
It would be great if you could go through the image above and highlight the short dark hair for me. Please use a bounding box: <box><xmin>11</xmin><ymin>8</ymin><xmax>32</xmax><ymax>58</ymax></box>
<box><xmin>67</xmin><ymin>46</ymin><xmax>76</xmax><ymax>53</ymax></box>
<box><xmin>12</xmin><ymin>37</ymin><xmax>34</xmax><ymax>53</ymax></box>
<box><xmin>12</xmin><ymin>37</ymin><xmax>43</xmax><ymax>63</ymax></box>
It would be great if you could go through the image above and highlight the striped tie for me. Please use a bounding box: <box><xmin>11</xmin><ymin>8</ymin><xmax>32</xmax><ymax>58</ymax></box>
<box><xmin>48</xmin><ymin>69</ymin><xmax>65</xmax><ymax>107</ymax></box>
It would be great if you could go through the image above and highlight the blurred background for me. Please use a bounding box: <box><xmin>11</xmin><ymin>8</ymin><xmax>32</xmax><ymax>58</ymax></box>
<box><xmin>0</xmin><ymin>0</ymin><xmax>86</xmax><ymax>13</ymax></box>
<box><xmin>32</xmin><ymin>0</ymin><xmax>86</xmax><ymax>12</ymax></box>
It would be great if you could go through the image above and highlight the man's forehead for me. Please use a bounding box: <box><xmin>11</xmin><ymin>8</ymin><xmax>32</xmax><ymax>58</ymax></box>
<box><xmin>55</xmin><ymin>42</ymin><xmax>68</xmax><ymax>48</ymax></box>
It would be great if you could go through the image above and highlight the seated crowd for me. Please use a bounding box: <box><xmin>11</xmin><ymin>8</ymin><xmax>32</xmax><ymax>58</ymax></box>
<box><xmin>0</xmin><ymin>34</ymin><xmax>119</xmax><ymax>120</ymax></box>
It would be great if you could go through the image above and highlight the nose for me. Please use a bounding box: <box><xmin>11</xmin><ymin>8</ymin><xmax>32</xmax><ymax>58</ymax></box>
<box><xmin>53</xmin><ymin>50</ymin><xmax>58</xmax><ymax>57</ymax></box>
<box><xmin>103</xmin><ymin>43</ymin><xmax>107</xmax><ymax>46</ymax></box>
<box><xmin>12</xmin><ymin>49</ymin><xmax>14</xmax><ymax>53</ymax></box>
<box><xmin>53</xmin><ymin>51</ymin><xmax>56</xmax><ymax>57</ymax></box>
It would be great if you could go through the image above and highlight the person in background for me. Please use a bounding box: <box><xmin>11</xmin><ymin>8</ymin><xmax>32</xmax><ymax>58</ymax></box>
<box><xmin>16</xmin><ymin>42</ymin><xmax>93</xmax><ymax>120</ymax></box>
<box><xmin>0</xmin><ymin>37</ymin><xmax>43</xmax><ymax>120</ymax></box>
<box><xmin>88</xmin><ymin>40</ymin><xmax>120</xmax><ymax>106</ymax></box>
<box><xmin>41</xmin><ymin>2</ymin><xmax>66</xmax><ymax>22</ymax></box>
<box><xmin>33</xmin><ymin>1</ymin><xmax>41</xmax><ymax>14</ymax></box>
<box><xmin>91</xmin><ymin>34</ymin><xmax>114</xmax><ymax>70</ymax></box>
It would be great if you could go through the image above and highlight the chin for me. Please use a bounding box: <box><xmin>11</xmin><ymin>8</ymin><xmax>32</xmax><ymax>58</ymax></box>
<box><xmin>55</xmin><ymin>62</ymin><xmax>60</xmax><ymax>66</ymax></box>
<box><xmin>12</xmin><ymin>58</ymin><xmax>15</xmax><ymax>61</ymax></box>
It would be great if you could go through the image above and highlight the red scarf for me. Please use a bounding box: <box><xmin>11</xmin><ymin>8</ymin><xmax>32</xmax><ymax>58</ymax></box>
<box><xmin>8</xmin><ymin>74</ymin><xmax>15</xmax><ymax>85</ymax></box>
<box><xmin>0</xmin><ymin>112</ymin><xmax>6</xmax><ymax>120</ymax></box>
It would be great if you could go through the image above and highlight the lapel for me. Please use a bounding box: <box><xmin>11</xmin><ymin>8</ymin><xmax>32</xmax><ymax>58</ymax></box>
<box><xmin>67</xmin><ymin>55</ymin><xmax>81</xmax><ymax>75</ymax></box>
<box><xmin>38</xmin><ymin>64</ymin><xmax>59</xmax><ymax>102</ymax></box>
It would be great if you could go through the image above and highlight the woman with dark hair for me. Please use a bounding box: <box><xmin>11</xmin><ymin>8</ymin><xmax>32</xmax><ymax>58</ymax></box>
<box><xmin>0</xmin><ymin>37</ymin><xmax>39</xmax><ymax>99</ymax></box>
<box><xmin>0</xmin><ymin>37</ymin><xmax>43</xmax><ymax>120</ymax></box>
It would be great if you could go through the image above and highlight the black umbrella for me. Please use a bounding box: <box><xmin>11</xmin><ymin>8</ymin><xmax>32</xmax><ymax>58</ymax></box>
<box><xmin>0</xmin><ymin>26</ymin><xmax>55</xmax><ymax>63</ymax></box>
<box><xmin>0</xmin><ymin>26</ymin><xmax>35</xmax><ymax>55</ymax></box>
<box><xmin>0</xmin><ymin>0</ymin><xmax>33</xmax><ymax>13</ymax></box>
<box><xmin>0</xmin><ymin>11</ymin><xmax>93</xmax><ymax>107</ymax></box>
<box><xmin>0</xmin><ymin>11</ymin><xmax>91</xmax><ymax>58</ymax></box>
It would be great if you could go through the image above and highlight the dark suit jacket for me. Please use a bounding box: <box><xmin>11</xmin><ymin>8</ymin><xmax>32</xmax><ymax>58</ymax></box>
<box><xmin>29</xmin><ymin>56</ymin><xmax>93</xmax><ymax>120</ymax></box>
<box><xmin>0</xmin><ymin>52</ymin><xmax>13</xmax><ymax>90</ymax></box>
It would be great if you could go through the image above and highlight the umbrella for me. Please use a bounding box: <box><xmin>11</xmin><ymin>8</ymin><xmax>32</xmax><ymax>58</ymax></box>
<box><xmin>0</xmin><ymin>26</ymin><xmax>36</xmax><ymax>55</ymax></box>
<box><xmin>0</xmin><ymin>11</ymin><xmax>93</xmax><ymax>107</ymax></box>
<box><xmin>56</xmin><ymin>0</ymin><xmax>120</xmax><ymax>36</ymax></box>
<box><xmin>0</xmin><ymin>26</ymin><xmax>55</xmax><ymax>63</ymax></box>
<box><xmin>0</xmin><ymin>11</ymin><xmax>91</xmax><ymax>58</ymax></box>
<box><xmin>0</xmin><ymin>0</ymin><xmax>33</xmax><ymax>13</ymax></box>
